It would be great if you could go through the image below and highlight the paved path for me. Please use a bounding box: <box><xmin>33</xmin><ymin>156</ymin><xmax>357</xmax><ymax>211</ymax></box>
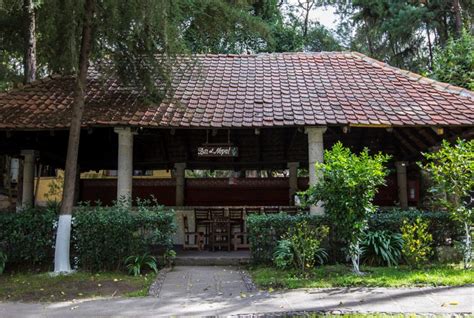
<box><xmin>0</xmin><ymin>266</ymin><xmax>473</xmax><ymax>317</ymax></box>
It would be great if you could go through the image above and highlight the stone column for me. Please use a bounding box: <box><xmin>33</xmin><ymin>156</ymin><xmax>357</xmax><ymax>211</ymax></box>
<box><xmin>175</xmin><ymin>163</ymin><xmax>186</xmax><ymax>206</ymax></box>
<box><xmin>306</xmin><ymin>127</ymin><xmax>326</xmax><ymax>215</ymax></box>
<box><xmin>395</xmin><ymin>161</ymin><xmax>408</xmax><ymax>209</ymax></box>
<box><xmin>21</xmin><ymin>150</ymin><xmax>36</xmax><ymax>207</ymax></box>
<box><xmin>114</xmin><ymin>127</ymin><xmax>134</xmax><ymax>203</ymax></box>
<box><xmin>287</xmin><ymin>162</ymin><xmax>299</xmax><ymax>205</ymax></box>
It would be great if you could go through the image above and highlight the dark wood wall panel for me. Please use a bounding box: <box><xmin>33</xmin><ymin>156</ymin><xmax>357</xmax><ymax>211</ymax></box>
<box><xmin>79</xmin><ymin>174</ymin><xmax>419</xmax><ymax>207</ymax></box>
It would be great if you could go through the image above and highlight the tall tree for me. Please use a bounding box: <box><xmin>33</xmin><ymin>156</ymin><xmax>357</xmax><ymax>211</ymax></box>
<box><xmin>48</xmin><ymin>0</ymin><xmax>272</xmax><ymax>273</ymax></box>
<box><xmin>452</xmin><ymin>0</ymin><xmax>463</xmax><ymax>38</ymax></box>
<box><xmin>23</xmin><ymin>0</ymin><xmax>36</xmax><ymax>83</ymax></box>
<box><xmin>53</xmin><ymin>0</ymin><xmax>95</xmax><ymax>273</ymax></box>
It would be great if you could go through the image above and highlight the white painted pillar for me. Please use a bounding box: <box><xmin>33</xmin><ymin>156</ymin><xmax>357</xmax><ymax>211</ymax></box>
<box><xmin>395</xmin><ymin>161</ymin><xmax>408</xmax><ymax>209</ymax></box>
<box><xmin>21</xmin><ymin>150</ymin><xmax>36</xmax><ymax>207</ymax></box>
<box><xmin>175</xmin><ymin>163</ymin><xmax>186</xmax><ymax>206</ymax></box>
<box><xmin>288</xmin><ymin>162</ymin><xmax>299</xmax><ymax>205</ymax></box>
<box><xmin>114</xmin><ymin>127</ymin><xmax>134</xmax><ymax>203</ymax></box>
<box><xmin>306</xmin><ymin>127</ymin><xmax>326</xmax><ymax>215</ymax></box>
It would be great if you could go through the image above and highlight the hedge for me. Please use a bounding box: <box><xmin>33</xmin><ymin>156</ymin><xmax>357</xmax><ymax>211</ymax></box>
<box><xmin>0</xmin><ymin>201</ymin><xmax>177</xmax><ymax>271</ymax></box>
<box><xmin>73</xmin><ymin>201</ymin><xmax>176</xmax><ymax>271</ymax></box>
<box><xmin>247</xmin><ymin>213</ymin><xmax>326</xmax><ymax>264</ymax></box>
<box><xmin>247</xmin><ymin>209</ymin><xmax>464</xmax><ymax>264</ymax></box>
<box><xmin>0</xmin><ymin>207</ymin><xmax>56</xmax><ymax>265</ymax></box>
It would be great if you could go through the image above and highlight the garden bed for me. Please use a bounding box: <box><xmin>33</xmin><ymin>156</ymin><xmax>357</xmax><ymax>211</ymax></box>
<box><xmin>249</xmin><ymin>264</ymin><xmax>474</xmax><ymax>289</ymax></box>
<box><xmin>0</xmin><ymin>271</ymin><xmax>155</xmax><ymax>302</ymax></box>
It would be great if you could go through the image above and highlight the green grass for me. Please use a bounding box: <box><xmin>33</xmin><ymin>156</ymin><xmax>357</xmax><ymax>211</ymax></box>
<box><xmin>0</xmin><ymin>271</ymin><xmax>156</xmax><ymax>302</ymax></box>
<box><xmin>250</xmin><ymin>264</ymin><xmax>474</xmax><ymax>289</ymax></box>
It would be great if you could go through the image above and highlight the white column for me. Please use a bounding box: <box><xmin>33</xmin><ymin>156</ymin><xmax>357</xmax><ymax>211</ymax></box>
<box><xmin>175</xmin><ymin>163</ymin><xmax>186</xmax><ymax>206</ymax></box>
<box><xmin>114</xmin><ymin>127</ymin><xmax>134</xmax><ymax>203</ymax></box>
<box><xmin>395</xmin><ymin>161</ymin><xmax>408</xmax><ymax>209</ymax></box>
<box><xmin>287</xmin><ymin>162</ymin><xmax>299</xmax><ymax>205</ymax></box>
<box><xmin>21</xmin><ymin>150</ymin><xmax>36</xmax><ymax>207</ymax></box>
<box><xmin>306</xmin><ymin>127</ymin><xmax>326</xmax><ymax>215</ymax></box>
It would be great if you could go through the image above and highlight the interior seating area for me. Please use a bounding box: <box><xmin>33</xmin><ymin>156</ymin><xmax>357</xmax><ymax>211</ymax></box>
<box><xmin>183</xmin><ymin>206</ymin><xmax>308</xmax><ymax>252</ymax></box>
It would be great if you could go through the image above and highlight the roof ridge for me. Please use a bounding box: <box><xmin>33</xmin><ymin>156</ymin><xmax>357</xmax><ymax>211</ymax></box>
<box><xmin>350</xmin><ymin>51</ymin><xmax>474</xmax><ymax>99</ymax></box>
<box><xmin>191</xmin><ymin>51</ymin><xmax>348</xmax><ymax>58</ymax></box>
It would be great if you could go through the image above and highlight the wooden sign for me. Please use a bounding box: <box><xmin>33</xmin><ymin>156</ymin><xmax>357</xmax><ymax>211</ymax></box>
<box><xmin>197</xmin><ymin>146</ymin><xmax>238</xmax><ymax>157</ymax></box>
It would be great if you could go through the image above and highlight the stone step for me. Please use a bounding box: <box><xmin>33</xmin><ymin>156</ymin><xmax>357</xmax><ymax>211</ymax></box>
<box><xmin>174</xmin><ymin>250</ymin><xmax>251</xmax><ymax>266</ymax></box>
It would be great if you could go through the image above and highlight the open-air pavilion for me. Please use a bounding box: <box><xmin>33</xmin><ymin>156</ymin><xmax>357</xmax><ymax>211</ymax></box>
<box><xmin>0</xmin><ymin>52</ymin><xmax>473</xmax><ymax>248</ymax></box>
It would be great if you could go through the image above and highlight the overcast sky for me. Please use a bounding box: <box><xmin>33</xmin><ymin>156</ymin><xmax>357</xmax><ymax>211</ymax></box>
<box><xmin>311</xmin><ymin>5</ymin><xmax>338</xmax><ymax>30</ymax></box>
<box><xmin>286</xmin><ymin>1</ymin><xmax>338</xmax><ymax>31</ymax></box>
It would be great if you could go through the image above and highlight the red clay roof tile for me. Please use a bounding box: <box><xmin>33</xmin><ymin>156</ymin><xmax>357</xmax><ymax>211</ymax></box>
<box><xmin>0</xmin><ymin>52</ymin><xmax>473</xmax><ymax>129</ymax></box>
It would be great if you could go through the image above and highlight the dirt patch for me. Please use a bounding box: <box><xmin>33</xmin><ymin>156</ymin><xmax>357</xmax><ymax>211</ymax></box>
<box><xmin>0</xmin><ymin>272</ymin><xmax>154</xmax><ymax>302</ymax></box>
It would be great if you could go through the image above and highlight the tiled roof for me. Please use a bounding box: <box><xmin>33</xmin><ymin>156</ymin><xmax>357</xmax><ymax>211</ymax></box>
<box><xmin>0</xmin><ymin>52</ymin><xmax>473</xmax><ymax>129</ymax></box>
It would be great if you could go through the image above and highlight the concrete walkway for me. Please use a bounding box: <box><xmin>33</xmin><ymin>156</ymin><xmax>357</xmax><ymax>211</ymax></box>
<box><xmin>0</xmin><ymin>266</ymin><xmax>473</xmax><ymax>317</ymax></box>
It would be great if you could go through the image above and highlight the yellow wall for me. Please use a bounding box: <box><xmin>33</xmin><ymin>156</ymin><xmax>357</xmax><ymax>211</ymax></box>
<box><xmin>35</xmin><ymin>170</ymin><xmax>172</xmax><ymax>204</ymax></box>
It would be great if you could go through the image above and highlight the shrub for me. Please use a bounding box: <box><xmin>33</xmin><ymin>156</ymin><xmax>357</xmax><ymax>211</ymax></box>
<box><xmin>301</xmin><ymin>142</ymin><xmax>390</xmax><ymax>274</ymax></box>
<box><xmin>401</xmin><ymin>218</ymin><xmax>433</xmax><ymax>268</ymax></box>
<box><xmin>361</xmin><ymin>230</ymin><xmax>403</xmax><ymax>267</ymax></box>
<box><xmin>73</xmin><ymin>199</ymin><xmax>176</xmax><ymax>271</ymax></box>
<box><xmin>0</xmin><ymin>251</ymin><xmax>6</xmax><ymax>274</ymax></box>
<box><xmin>273</xmin><ymin>239</ymin><xmax>294</xmax><ymax>270</ymax></box>
<box><xmin>369</xmin><ymin>209</ymin><xmax>463</xmax><ymax>247</ymax></box>
<box><xmin>0</xmin><ymin>207</ymin><xmax>56</xmax><ymax>265</ymax></box>
<box><xmin>248</xmin><ymin>209</ymin><xmax>461</xmax><ymax>265</ymax></box>
<box><xmin>419</xmin><ymin>138</ymin><xmax>474</xmax><ymax>269</ymax></box>
<box><xmin>247</xmin><ymin>213</ymin><xmax>326</xmax><ymax>264</ymax></box>
<box><xmin>125</xmin><ymin>253</ymin><xmax>158</xmax><ymax>276</ymax></box>
<box><xmin>276</xmin><ymin>221</ymin><xmax>329</xmax><ymax>274</ymax></box>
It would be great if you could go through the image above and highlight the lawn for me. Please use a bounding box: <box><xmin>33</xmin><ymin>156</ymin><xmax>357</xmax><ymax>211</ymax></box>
<box><xmin>0</xmin><ymin>271</ymin><xmax>156</xmax><ymax>302</ymax></box>
<box><xmin>250</xmin><ymin>264</ymin><xmax>474</xmax><ymax>289</ymax></box>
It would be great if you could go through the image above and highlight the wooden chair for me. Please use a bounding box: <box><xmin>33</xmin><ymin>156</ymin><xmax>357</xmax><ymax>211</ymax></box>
<box><xmin>229</xmin><ymin>208</ymin><xmax>247</xmax><ymax>250</ymax></box>
<box><xmin>194</xmin><ymin>208</ymin><xmax>210</xmax><ymax>246</ymax></box>
<box><xmin>229</xmin><ymin>208</ymin><xmax>244</xmax><ymax>232</ymax></box>
<box><xmin>263</xmin><ymin>206</ymin><xmax>280</xmax><ymax>214</ymax></box>
<box><xmin>209</xmin><ymin>207</ymin><xmax>225</xmax><ymax>219</ymax></box>
<box><xmin>245</xmin><ymin>207</ymin><xmax>262</xmax><ymax>216</ymax></box>
<box><xmin>210</xmin><ymin>217</ymin><xmax>231</xmax><ymax>251</ymax></box>
<box><xmin>182</xmin><ymin>215</ymin><xmax>204</xmax><ymax>251</ymax></box>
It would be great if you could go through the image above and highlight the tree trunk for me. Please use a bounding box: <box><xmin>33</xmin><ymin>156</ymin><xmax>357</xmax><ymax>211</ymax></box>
<box><xmin>23</xmin><ymin>0</ymin><xmax>36</xmax><ymax>84</ymax></box>
<box><xmin>426</xmin><ymin>23</ymin><xmax>433</xmax><ymax>69</ymax></box>
<box><xmin>453</xmin><ymin>0</ymin><xmax>463</xmax><ymax>38</ymax></box>
<box><xmin>303</xmin><ymin>7</ymin><xmax>310</xmax><ymax>39</ymax></box>
<box><xmin>54</xmin><ymin>0</ymin><xmax>95</xmax><ymax>273</ymax></box>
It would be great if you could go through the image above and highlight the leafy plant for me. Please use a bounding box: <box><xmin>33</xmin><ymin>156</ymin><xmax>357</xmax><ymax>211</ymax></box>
<box><xmin>0</xmin><ymin>207</ymin><xmax>56</xmax><ymax>265</ymax></box>
<box><xmin>274</xmin><ymin>221</ymin><xmax>329</xmax><ymax>275</ymax></box>
<box><xmin>247</xmin><ymin>213</ymin><xmax>326</xmax><ymax>264</ymax></box>
<box><xmin>0</xmin><ymin>251</ymin><xmax>7</xmax><ymax>274</ymax></box>
<box><xmin>73</xmin><ymin>199</ymin><xmax>176</xmax><ymax>271</ymax></box>
<box><xmin>419</xmin><ymin>139</ymin><xmax>474</xmax><ymax>269</ymax></box>
<box><xmin>431</xmin><ymin>31</ymin><xmax>474</xmax><ymax>90</ymax></box>
<box><xmin>125</xmin><ymin>253</ymin><xmax>159</xmax><ymax>276</ymax></box>
<box><xmin>163</xmin><ymin>249</ymin><xmax>176</xmax><ymax>267</ymax></box>
<box><xmin>301</xmin><ymin>142</ymin><xmax>390</xmax><ymax>274</ymax></box>
<box><xmin>273</xmin><ymin>239</ymin><xmax>294</xmax><ymax>270</ymax></box>
<box><xmin>401</xmin><ymin>218</ymin><xmax>433</xmax><ymax>268</ymax></box>
<box><xmin>361</xmin><ymin>230</ymin><xmax>404</xmax><ymax>267</ymax></box>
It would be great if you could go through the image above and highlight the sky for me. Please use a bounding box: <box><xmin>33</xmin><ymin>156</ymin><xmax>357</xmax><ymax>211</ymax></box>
<box><xmin>311</xmin><ymin>5</ymin><xmax>338</xmax><ymax>30</ymax></box>
<box><xmin>286</xmin><ymin>0</ymin><xmax>339</xmax><ymax>31</ymax></box>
